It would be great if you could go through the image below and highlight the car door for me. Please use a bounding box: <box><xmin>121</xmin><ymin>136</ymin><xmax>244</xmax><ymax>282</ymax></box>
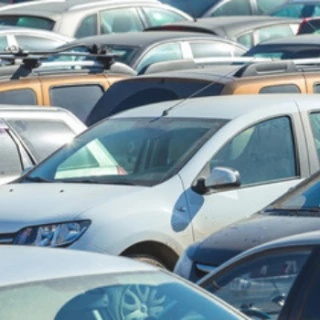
<box><xmin>181</xmin><ymin>109</ymin><xmax>308</xmax><ymax>241</ymax></box>
<box><xmin>200</xmin><ymin>247</ymin><xmax>316</xmax><ymax>320</ymax></box>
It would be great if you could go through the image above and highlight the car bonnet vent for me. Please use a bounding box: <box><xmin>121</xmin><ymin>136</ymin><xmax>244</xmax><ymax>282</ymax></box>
<box><xmin>234</xmin><ymin>61</ymin><xmax>298</xmax><ymax>78</ymax></box>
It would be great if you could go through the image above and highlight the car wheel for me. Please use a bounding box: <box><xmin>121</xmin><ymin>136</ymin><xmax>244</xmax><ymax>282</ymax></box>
<box><xmin>127</xmin><ymin>254</ymin><xmax>167</xmax><ymax>269</ymax></box>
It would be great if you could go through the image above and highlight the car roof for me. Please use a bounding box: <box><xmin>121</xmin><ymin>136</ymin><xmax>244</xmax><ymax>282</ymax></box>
<box><xmin>0</xmin><ymin>0</ymin><xmax>161</xmax><ymax>17</ymax></box>
<box><xmin>66</xmin><ymin>31</ymin><xmax>237</xmax><ymax>49</ymax></box>
<box><xmin>153</xmin><ymin>16</ymin><xmax>301</xmax><ymax>37</ymax></box>
<box><xmin>0</xmin><ymin>246</ymin><xmax>155</xmax><ymax>287</ymax></box>
<box><xmin>257</xmin><ymin>33</ymin><xmax>320</xmax><ymax>46</ymax></box>
<box><xmin>111</xmin><ymin>94</ymin><xmax>320</xmax><ymax>120</ymax></box>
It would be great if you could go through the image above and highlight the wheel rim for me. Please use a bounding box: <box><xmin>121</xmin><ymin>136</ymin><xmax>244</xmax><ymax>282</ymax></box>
<box><xmin>120</xmin><ymin>285</ymin><xmax>166</xmax><ymax>320</ymax></box>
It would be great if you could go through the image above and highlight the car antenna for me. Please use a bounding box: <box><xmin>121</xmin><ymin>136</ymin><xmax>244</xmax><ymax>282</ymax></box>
<box><xmin>161</xmin><ymin>59</ymin><xmax>257</xmax><ymax>117</ymax></box>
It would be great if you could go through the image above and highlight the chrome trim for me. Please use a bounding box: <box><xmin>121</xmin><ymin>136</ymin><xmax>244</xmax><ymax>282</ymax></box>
<box><xmin>196</xmin><ymin>263</ymin><xmax>217</xmax><ymax>274</ymax></box>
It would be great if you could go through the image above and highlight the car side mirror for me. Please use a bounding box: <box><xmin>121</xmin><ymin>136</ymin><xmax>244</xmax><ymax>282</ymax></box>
<box><xmin>205</xmin><ymin>167</ymin><xmax>241</xmax><ymax>189</ymax></box>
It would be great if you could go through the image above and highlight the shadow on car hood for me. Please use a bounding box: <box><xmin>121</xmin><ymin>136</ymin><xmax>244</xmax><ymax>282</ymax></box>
<box><xmin>192</xmin><ymin>214</ymin><xmax>320</xmax><ymax>266</ymax></box>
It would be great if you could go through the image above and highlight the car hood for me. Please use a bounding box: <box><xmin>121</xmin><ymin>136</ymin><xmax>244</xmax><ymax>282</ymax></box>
<box><xmin>0</xmin><ymin>183</ymin><xmax>145</xmax><ymax>233</ymax></box>
<box><xmin>191</xmin><ymin>214</ymin><xmax>320</xmax><ymax>266</ymax></box>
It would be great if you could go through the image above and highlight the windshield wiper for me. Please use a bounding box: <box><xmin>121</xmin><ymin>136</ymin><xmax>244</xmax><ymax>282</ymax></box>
<box><xmin>23</xmin><ymin>176</ymin><xmax>54</xmax><ymax>183</ymax></box>
<box><xmin>265</xmin><ymin>208</ymin><xmax>320</xmax><ymax>216</ymax></box>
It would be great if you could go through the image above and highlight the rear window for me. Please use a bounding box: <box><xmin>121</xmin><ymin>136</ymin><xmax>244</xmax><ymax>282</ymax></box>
<box><xmin>50</xmin><ymin>85</ymin><xmax>104</xmax><ymax>122</ymax></box>
<box><xmin>86</xmin><ymin>79</ymin><xmax>224</xmax><ymax>125</ymax></box>
<box><xmin>0</xmin><ymin>15</ymin><xmax>54</xmax><ymax>30</ymax></box>
<box><xmin>7</xmin><ymin>119</ymin><xmax>75</xmax><ymax>161</ymax></box>
<box><xmin>0</xmin><ymin>89</ymin><xmax>36</xmax><ymax>105</ymax></box>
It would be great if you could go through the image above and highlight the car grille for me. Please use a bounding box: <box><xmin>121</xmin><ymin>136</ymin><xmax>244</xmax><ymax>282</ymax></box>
<box><xmin>0</xmin><ymin>233</ymin><xmax>15</xmax><ymax>245</ymax></box>
<box><xmin>195</xmin><ymin>263</ymin><xmax>217</xmax><ymax>279</ymax></box>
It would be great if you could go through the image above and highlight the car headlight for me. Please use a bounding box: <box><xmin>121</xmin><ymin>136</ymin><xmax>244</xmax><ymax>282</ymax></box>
<box><xmin>13</xmin><ymin>221</ymin><xmax>90</xmax><ymax>247</ymax></box>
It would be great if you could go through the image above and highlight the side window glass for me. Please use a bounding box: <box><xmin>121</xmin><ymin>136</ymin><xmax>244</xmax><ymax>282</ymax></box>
<box><xmin>7</xmin><ymin>119</ymin><xmax>75</xmax><ymax>162</ymax></box>
<box><xmin>256</xmin><ymin>25</ymin><xmax>296</xmax><ymax>44</ymax></box>
<box><xmin>309</xmin><ymin>112</ymin><xmax>320</xmax><ymax>163</ymax></box>
<box><xmin>100</xmin><ymin>8</ymin><xmax>143</xmax><ymax>34</ymax></box>
<box><xmin>256</xmin><ymin>0</ymin><xmax>286</xmax><ymax>14</ymax></box>
<box><xmin>259</xmin><ymin>85</ymin><xmax>301</xmax><ymax>94</ymax></box>
<box><xmin>14</xmin><ymin>35</ymin><xmax>64</xmax><ymax>50</ymax></box>
<box><xmin>210</xmin><ymin>117</ymin><xmax>297</xmax><ymax>186</ymax></box>
<box><xmin>0</xmin><ymin>35</ymin><xmax>8</xmax><ymax>51</ymax></box>
<box><xmin>0</xmin><ymin>89</ymin><xmax>36</xmax><ymax>105</ymax></box>
<box><xmin>236</xmin><ymin>33</ymin><xmax>253</xmax><ymax>49</ymax></box>
<box><xmin>137</xmin><ymin>43</ymin><xmax>182</xmax><ymax>73</ymax></box>
<box><xmin>143</xmin><ymin>7</ymin><xmax>186</xmax><ymax>27</ymax></box>
<box><xmin>50</xmin><ymin>85</ymin><xmax>104</xmax><ymax>122</ymax></box>
<box><xmin>190</xmin><ymin>42</ymin><xmax>234</xmax><ymax>58</ymax></box>
<box><xmin>0</xmin><ymin>128</ymin><xmax>22</xmax><ymax>177</ymax></box>
<box><xmin>211</xmin><ymin>0</ymin><xmax>251</xmax><ymax>16</ymax></box>
<box><xmin>313</xmin><ymin>83</ymin><xmax>320</xmax><ymax>93</ymax></box>
<box><xmin>75</xmin><ymin>14</ymin><xmax>97</xmax><ymax>38</ymax></box>
<box><xmin>205</xmin><ymin>250</ymin><xmax>311</xmax><ymax>319</ymax></box>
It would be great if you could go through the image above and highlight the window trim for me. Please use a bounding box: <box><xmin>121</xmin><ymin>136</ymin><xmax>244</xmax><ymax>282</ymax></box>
<box><xmin>193</xmin><ymin>114</ymin><xmax>301</xmax><ymax>193</ymax></box>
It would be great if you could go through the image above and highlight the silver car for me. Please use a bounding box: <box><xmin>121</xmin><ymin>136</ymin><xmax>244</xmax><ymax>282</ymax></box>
<box><xmin>0</xmin><ymin>246</ymin><xmax>248</xmax><ymax>320</ymax></box>
<box><xmin>1</xmin><ymin>94</ymin><xmax>320</xmax><ymax>269</ymax></box>
<box><xmin>0</xmin><ymin>105</ymin><xmax>85</xmax><ymax>184</ymax></box>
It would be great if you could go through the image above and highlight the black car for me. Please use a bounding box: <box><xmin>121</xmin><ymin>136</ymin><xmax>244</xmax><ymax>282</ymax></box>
<box><xmin>148</xmin><ymin>16</ymin><xmax>300</xmax><ymax>48</ymax></box>
<box><xmin>174</xmin><ymin>170</ymin><xmax>320</xmax><ymax>282</ymax></box>
<box><xmin>245</xmin><ymin>33</ymin><xmax>320</xmax><ymax>59</ymax></box>
<box><xmin>198</xmin><ymin>230</ymin><xmax>320</xmax><ymax>320</ymax></box>
<box><xmin>160</xmin><ymin>0</ymin><xmax>285</xmax><ymax>18</ymax></box>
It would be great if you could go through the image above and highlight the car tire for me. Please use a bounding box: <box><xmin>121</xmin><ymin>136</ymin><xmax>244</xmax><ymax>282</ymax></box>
<box><xmin>127</xmin><ymin>254</ymin><xmax>167</xmax><ymax>269</ymax></box>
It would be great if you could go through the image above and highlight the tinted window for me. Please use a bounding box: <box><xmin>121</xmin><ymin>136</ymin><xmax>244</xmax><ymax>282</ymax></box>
<box><xmin>75</xmin><ymin>14</ymin><xmax>97</xmax><ymax>38</ymax></box>
<box><xmin>0</xmin><ymin>15</ymin><xmax>54</xmax><ymax>30</ymax></box>
<box><xmin>190</xmin><ymin>41</ymin><xmax>236</xmax><ymax>58</ymax></box>
<box><xmin>8</xmin><ymin>119</ymin><xmax>75</xmax><ymax>162</ymax></box>
<box><xmin>314</xmin><ymin>83</ymin><xmax>320</xmax><ymax>94</ymax></box>
<box><xmin>309</xmin><ymin>112</ymin><xmax>320</xmax><ymax>163</ymax></box>
<box><xmin>100</xmin><ymin>8</ymin><xmax>143</xmax><ymax>34</ymax></box>
<box><xmin>15</xmin><ymin>35</ymin><xmax>65</xmax><ymax>51</ymax></box>
<box><xmin>50</xmin><ymin>85</ymin><xmax>104</xmax><ymax>122</ymax></box>
<box><xmin>210</xmin><ymin>117</ymin><xmax>297</xmax><ymax>185</ymax></box>
<box><xmin>137</xmin><ymin>43</ymin><xmax>182</xmax><ymax>73</ymax></box>
<box><xmin>256</xmin><ymin>25</ymin><xmax>297</xmax><ymax>44</ymax></box>
<box><xmin>299</xmin><ymin>19</ymin><xmax>320</xmax><ymax>35</ymax></box>
<box><xmin>205</xmin><ymin>250</ymin><xmax>311</xmax><ymax>319</ymax></box>
<box><xmin>256</xmin><ymin>0</ymin><xmax>286</xmax><ymax>14</ymax></box>
<box><xmin>211</xmin><ymin>0</ymin><xmax>251</xmax><ymax>16</ymax></box>
<box><xmin>0</xmin><ymin>89</ymin><xmax>36</xmax><ymax>105</ymax></box>
<box><xmin>143</xmin><ymin>7</ymin><xmax>186</xmax><ymax>27</ymax></box>
<box><xmin>86</xmin><ymin>80</ymin><xmax>224</xmax><ymax>125</ymax></box>
<box><xmin>259</xmin><ymin>85</ymin><xmax>301</xmax><ymax>94</ymax></box>
<box><xmin>0</xmin><ymin>128</ymin><xmax>21</xmax><ymax>177</ymax></box>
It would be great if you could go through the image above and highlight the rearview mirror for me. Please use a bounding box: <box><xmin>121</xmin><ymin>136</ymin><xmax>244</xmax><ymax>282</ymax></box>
<box><xmin>205</xmin><ymin>167</ymin><xmax>240</xmax><ymax>189</ymax></box>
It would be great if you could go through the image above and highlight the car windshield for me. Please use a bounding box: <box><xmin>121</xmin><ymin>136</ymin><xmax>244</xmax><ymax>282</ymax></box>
<box><xmin>46</xmin><ymin>45</ymin><xmax>139</xmax><ymax>66</ymax></box>
<box><xmin>264</xmin><ymin>172</ymin><xmax>320</xmax><ymax>214</ymax></box>
<box><xmin>0</xmin><ymin>271</ymin><xmax>242</xmax><ymax>320</ymax></box>
<box><xmin>0</xmin><ymin>15</ymin><xmax>54</xmax><ymax>30</ymax></box>
<box><xmin>271</xmin><ymin>4</ymin><xmax>320</xmax><ymax>18</ymax></box>
<box><xmin>23</xmin><ymin>117</ymin><xmax>227</xmax><ymax>186</ymax></box>
<box><xmin>160</xmin><ymin>0</ymin><xmax>220</xmax><ymax>17</ymax></box>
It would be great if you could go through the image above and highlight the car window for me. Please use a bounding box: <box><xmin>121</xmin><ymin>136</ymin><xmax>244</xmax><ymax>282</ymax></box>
<box><xmin>272</xmin><ymin>4</ymin><xmax>320</xmax><ymax>18</ymax></box>
<box><xmin>100</xmin><ymin>8</ymin><xmax>144</xmax><ymax>34</ymax></box>
<box><xmin>259</xmin><ymin>84</ymin><xmax>301</xmax><ymax>94</ymax></box>
<box><xmin>0</xmin><ymin>89</ymin><xmax>37</xmax><ymax>105</ymax></box>
<box><xmin>0</xmin><ymin>35</ymin><xmax>7</xmax><ymax>50</ymax></box>
<box><xmin>7</xmin><ymin>119</ymin><xmax>75</xmax><ymax>162</ymax></box>
<box><xmin>0</xmin><ymin>128</ymin><xmax>21</xmax><ymax>177</ymax></box>
<box><xmin>256</xmin><ymin>0</ymin><xmax>286</xmax><ymax>14</ymax></box>
<box><xmin>137</xmin><ymin>43</ymin><xmax>182</xmax><ymax>73</ymax></box>
<box><xmin>209</xmin><ymin>116</ymin><xmax>297</xmax><ymax>186</ymax></box>
<box><xmin>309</xmin><ymin>112</ymin><xmax>320</xmax><ymax>164</ymax></box>
<box><xmin>190</xmin><ymin>41</ymin><xmax>237</xmax><ymax>58</ymax></box>
<box><xmin>211</xmin><ymin>0</ymin><xmax>251</xmax><ymax>16</ymax></box>
<box><xmin>0</xmin><ymin>15</ymin><xmax>54</xmax><ymax>30</ymax></box>
<box><xmin>50</xmin><ymin>85</ymin><xmax>104</xmax><ymax>122</ymax></box>
<box><xmin>75</xmin><ymin>14</ymin><xmax>98</xmax><ymax>38</ymax></box>
<box><xmin>205</xmin><ymin>250</ymin><xmax>312</xmax><ymax>319</ymax></box>
<box><xmin>14</xmin><ymin>35</ymin><xmax>65</xmax><ymax>51</ymax></box>
<box><xmin>256</xmin><ymin>24</ymin><xmax>297</xmax><ymax>44</ymax></box>
<box><xmin>143</xmin><ymin>7</ymin><xmax>186</xmax><ymax>27</ymax></box>
<box><xmin>236</xmin><ymin>33</ymin><xmax>253</xmax><ymax>48</ymax></box>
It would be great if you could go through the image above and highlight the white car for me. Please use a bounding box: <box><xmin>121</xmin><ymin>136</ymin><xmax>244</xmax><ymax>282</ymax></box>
<box><xmin>0</xmin><ymin>246</ymin><xmax>248</xmax><ymax>320</ymax></box>
<box><xmin>0</xmin><ymin>105</ymin><xmax>86</xmax><ymax>184</ymax></box>
<box><xmin>1</xmin><ymin>94</ymin><xmax>320</xmax><ymax>269</ymax></box>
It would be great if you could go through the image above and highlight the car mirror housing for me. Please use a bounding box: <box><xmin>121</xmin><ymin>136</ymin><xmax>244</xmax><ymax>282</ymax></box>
<box><xmin>205</xmin><ymin>167</ymin><xmax>241</xmax><ymax>190</ymax></box>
